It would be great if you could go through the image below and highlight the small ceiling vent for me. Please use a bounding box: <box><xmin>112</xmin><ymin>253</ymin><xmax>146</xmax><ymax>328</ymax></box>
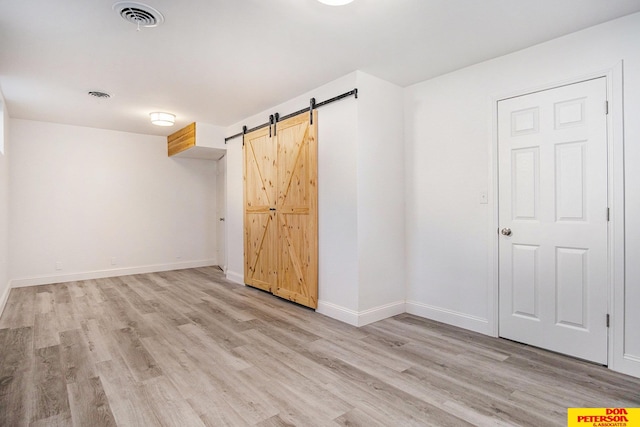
<box><xmin>113</xmin><ymin>2</ymin><xmax>164</xmax><ymax>28</ymax></box>
<box><xmin>88</xmin><ymin>91</ymin><xmax>111</xmax><ymax>98</ymax></box>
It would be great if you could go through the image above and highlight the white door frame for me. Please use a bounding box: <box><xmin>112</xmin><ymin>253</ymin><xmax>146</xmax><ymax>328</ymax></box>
<box><xmin>217</xmin><ymin>154</ymin><xmax>227</xmax><ymax>273</ymax></box>
<box><xmin>488</xmin><ymin>62</ymin><xmax>629</xmax><ymax>374</ymax></box>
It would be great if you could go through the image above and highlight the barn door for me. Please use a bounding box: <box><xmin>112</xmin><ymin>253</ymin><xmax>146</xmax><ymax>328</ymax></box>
<box><xmin>498</xmin><ymin>78</ymin><xmax>609</xmax><ymax>364</ymax></box>
<box><xmin>244</xmin><ymin>126</ymin><xmax>277</xmax><ymax>292</ymax></box>
<box><xmin>273</xmin><ymin>112</ymin><xmax>318</xmax><ymax>308</ymax></box>
<box><xmin>243</xmin><ymin>111</ymin><xmax>318</xmax><ymax>309</ymax></box>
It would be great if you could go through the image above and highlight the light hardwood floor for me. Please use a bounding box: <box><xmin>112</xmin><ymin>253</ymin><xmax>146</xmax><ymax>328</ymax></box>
<box><xmin>0</xmin><ymin>267</ymin><xmax>638</xmax><ymax>426</ymax></box>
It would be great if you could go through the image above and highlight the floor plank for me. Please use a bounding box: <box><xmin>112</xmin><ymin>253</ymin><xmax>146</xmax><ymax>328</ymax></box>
<box><xmin>59</xmin><ymin>329</ymin><xmax>96</xmax><ymax>384</ymax></box>
<box><xmin>112</xmin><ymin>327</ymin><xmax>162</xmax><ymax>382</ymax></box>
<box><xmin>32</xmin><ymin>345</ymin><xmax>70</xmax><ymax>424</ymax></box>
<box><xmin>0</xmin><ymin>287</ymin><xmax>36</xmax><ymax>329</ymax></box>
<box><xmin>0</xmin><ymin>326</ymin><xmax>34</xmax><ymax>426</ymax></box>
<box><xmin>67</xmin><ymin>376</ymin><xmax>117</xmax><ymax>427</ymax></box>
<box><xmin>0</xmin><ymin>266</ymin><xmax>638</xmax><ymax>426</ymax></box>
<box><xmin>95</xmin><ymin>358</ymin><xmax>161</xmax><ymax>426</ymax></box>
<box><xmin>141</xmin><ymin>376</ymin><xmax>206</xmax><ymax>427</ymax></box>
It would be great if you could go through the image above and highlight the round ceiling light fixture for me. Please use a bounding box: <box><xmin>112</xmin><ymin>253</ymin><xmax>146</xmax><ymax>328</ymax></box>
<box><xmin>149</xmin><ymin>112</ymin><xmax>175</xmax><ymax>126</ymax></box>
<box><xmin>317</xmin><ymin>0</ymin><xmax>354</xmax><ymax>5</ymax></box>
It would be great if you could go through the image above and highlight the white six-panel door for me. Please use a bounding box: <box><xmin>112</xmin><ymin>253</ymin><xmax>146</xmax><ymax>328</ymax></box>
<box><xmin>498</xmin><ymin>78</ymin><xmax>609</xmax><ymax>364</ymax></box>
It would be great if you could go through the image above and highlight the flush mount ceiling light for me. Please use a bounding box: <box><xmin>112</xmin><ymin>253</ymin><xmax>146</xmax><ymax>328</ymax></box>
<box><xmin>150</xmin><ymin>112</ymin><xmax>175</xmax><ymax>126</ymax></box>
<box><xmin>317</xmin><ymin>0</ymin><xmax>354</xmax><ymax>5</ymax></box>
<box><xmin>113</xmin><ymin>1</ymin><xmax>164</xmax><ymax>28</ymax></box>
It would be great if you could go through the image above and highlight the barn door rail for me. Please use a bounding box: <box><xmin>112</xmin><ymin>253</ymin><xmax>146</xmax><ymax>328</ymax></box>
<box><xmin>224</xmin><ymin>88</ymin><xmax>358</xmax><ymax>144</ymax></box>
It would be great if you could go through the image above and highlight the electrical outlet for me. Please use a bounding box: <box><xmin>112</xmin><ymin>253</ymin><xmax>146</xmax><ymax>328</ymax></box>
<box><xmin>55</xmin><ymin>261</ymin><xmax>62</xmax><ymax>271</ymax></box>
<box><xmin>111</xmin><ymin>257</ymin><xmax>117</xmax><ymax>266</ymax></box>
<box><xmin>479</xmin><ymin>191</ymin><xmax>488</xmax><ymax>204</ymax></box>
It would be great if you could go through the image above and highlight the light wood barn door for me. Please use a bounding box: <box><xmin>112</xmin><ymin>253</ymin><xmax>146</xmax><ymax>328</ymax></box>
<box><xmin>244</xmin><ymin>126</ymin><xmax>277</xmax><ymax>292</ymax></box>
<box><xmin>273</xmin><ymin>112</ymin><xmax>318</xmax><ymax>309</ymax></box>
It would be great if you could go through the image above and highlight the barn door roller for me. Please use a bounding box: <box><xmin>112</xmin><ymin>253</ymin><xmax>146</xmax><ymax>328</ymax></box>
<box><xmin>269</xmin><ymin>114</ymin><xmax>274</xmax><ymax>138</ymax></box>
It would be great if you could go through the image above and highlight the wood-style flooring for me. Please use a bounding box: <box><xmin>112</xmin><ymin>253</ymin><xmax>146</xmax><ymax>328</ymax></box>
<box><xmin>0</xmin><ymin>267</ymin><xmax>638</xmax><ymax>426</ymax></box>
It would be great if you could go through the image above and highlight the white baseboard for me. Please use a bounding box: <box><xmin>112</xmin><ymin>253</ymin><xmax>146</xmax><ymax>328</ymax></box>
<box><xmin>317</xmin><ymin>300</ymin><xmax>406</xmax><ymax>327</ymax></box>
<box><xmin>317</xmin><ymin>301</ymin><xmax>359</xmax><ymax>326</ymax></box>
<box><xmin>406</xmin><ymin>300</ymin><xmax>490</xmax><ymax>335</ymax></box>
<box><xmin>0</xmin><ymin>283</ymin><xmax>10</xmax><ymax>320</ymax></box>
<box><xmin>225</xmin><ymin>270</ymin><xmax>244</xmax><ymax>285</ymax></box>
<box><xmin>9</xmin><ymin>259</ymin><xmax>217</xmax><ymax>288</ymax></box>
<box><xmin>357</xmin><ymin>301</ymin><xmax>406</xmax><ymax>326</ymax></box>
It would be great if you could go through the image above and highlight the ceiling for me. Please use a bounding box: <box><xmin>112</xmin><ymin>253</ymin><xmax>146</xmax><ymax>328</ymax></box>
<box><xmin>1</xmin><ymin>0</ymin><xmax>640</xmax><ymax>136</ymax></box>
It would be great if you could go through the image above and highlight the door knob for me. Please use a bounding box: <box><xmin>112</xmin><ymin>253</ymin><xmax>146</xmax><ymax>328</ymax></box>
<box><xmin>501</xmin><ymin>228</ymin><xmax>512</xmax><ymax>236</ymax></box>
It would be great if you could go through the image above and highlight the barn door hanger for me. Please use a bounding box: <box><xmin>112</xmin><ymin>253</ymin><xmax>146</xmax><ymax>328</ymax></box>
<box><xmin>227</xmin><ymin>88</ymin><xmax>357</xmax><ymax>144</ymax></box>
<box><xmin>273</xmin><ymin>113</ymin><xmax>280</xmax><ymax>137</ymax></box>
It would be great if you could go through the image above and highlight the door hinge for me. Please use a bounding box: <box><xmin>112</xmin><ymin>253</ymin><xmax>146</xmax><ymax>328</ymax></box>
<box><xmin>606</xmin><ymin>314</ymin><xmax>610</xmax><ymax>328</ymax></box>
<box><xmin>607</xmin><ymin>207</ymin><xmax>610</xmax><ymax>222</ymax></box>
<box><xmin>605</xmin><ymin>100</ymin><xmax>609</xmax><ymax>115</ymax></box>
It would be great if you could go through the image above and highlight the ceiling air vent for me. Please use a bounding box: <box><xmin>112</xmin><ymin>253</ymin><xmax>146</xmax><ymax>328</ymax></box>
<box><xmin>113</xmin><ymin>2</ymin><xmax>164</xmax><ymax>28</ymax></box>
<box><xmin>88</xmin><ymin>91</ymin><xmax>111</xmax><ymax>98</ymax></box>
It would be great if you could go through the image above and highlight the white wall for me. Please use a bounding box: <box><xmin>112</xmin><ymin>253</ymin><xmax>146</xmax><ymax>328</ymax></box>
<box><xmin>355</xmin><ymin>72</ymin><xmax>405</xmax><ymax>318</ymax></box>
<box><xmin>9</xmin><ymin>119</ymin><xmax>218</xmax><ymax>286</ymax></box>
<box><xmin>225</xmin><ymin>71</ymin><xmax>405</xmax><ymax>326</ymax></box>
<box><xmin>404</xmin><ymin>12</ymin><xmax>640</xmax><ymax>377</ymax></box>
<box><xmin>314</xmin><ymin>76</ymin><xmax>360</xmax><ymax>315</ymax></box>
<box><xmin>0</xmin><ymin>91</ymin><xmax>10</xmax><ymax>313</ymax></box>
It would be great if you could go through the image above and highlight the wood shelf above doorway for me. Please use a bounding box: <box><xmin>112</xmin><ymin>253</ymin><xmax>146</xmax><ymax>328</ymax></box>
<box><xmin>168</xmin><ymin>122</ymin><xmax>196</xmax><ymax>156</ymax></box>
<box><xmin>167</xmin><ymin>122</ymin><xmax>226</xmax><ymax>160</ymax></box>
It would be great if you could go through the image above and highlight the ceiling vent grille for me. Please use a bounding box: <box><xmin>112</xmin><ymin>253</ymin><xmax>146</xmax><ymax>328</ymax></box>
<box><xmin>113</xmin><ymin>2</ymin><xmax>164</xmax><ymax>28</ymax></box>
<box><xmin>88</xmin><ymin>91</ymin><xmax>111</xmax><ymax>98</ymax></box>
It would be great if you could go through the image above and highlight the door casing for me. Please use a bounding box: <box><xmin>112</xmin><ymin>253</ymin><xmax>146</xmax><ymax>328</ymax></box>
<box><xmin>217</xmin><ymin>154</ymin><xmax>227</xmax><ymax>273</ymax></box>
<box><xmin>488</xmin><ymin>63</ymin><xmax>626</xmax><ymax>372</ymax></box>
